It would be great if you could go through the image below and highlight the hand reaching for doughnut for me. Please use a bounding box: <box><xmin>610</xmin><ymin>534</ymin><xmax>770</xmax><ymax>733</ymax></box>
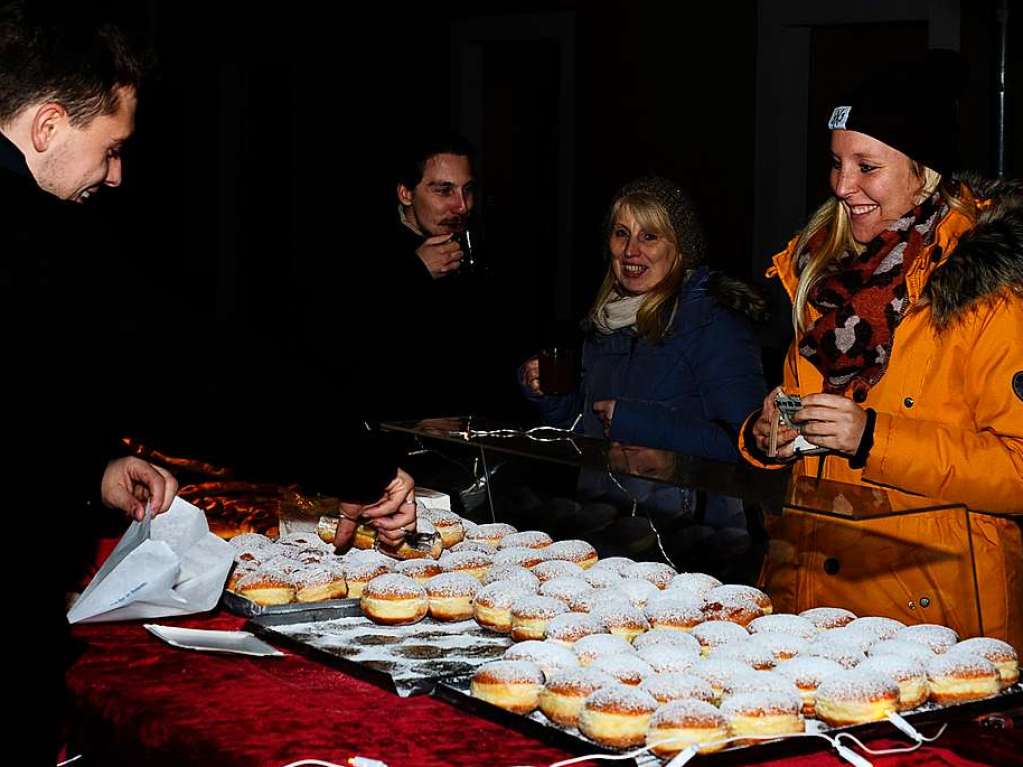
<box><xmin>101</xmin><ymin>457</ymin><xmax>178</xmax><ymax>521</ymax></box>
<box><xmin>333</xmin><ymin>468</ymin><xmax>416</xmax><ymax>549</ymax></box>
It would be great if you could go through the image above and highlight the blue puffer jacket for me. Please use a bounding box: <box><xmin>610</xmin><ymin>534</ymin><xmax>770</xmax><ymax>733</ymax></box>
<box><xmin>526</xmin><ymin>267</ymin><xmax>766</xmax><ymax>461</ymax></box>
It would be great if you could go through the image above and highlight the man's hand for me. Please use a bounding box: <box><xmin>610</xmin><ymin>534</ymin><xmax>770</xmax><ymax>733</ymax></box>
<box><xmin>101</xmin><ymin>457</ymin><xmax>178</xmax><ymax>521</ymax></box>
<box><xmin>416</xmin><ymin>234</ymin><xmax>463</xmax><ymax>278</ymax></box>
<box><xmin>333</xmin><ymin>468</ymin><xmax>417</xmax><ymax>549</ymax></box>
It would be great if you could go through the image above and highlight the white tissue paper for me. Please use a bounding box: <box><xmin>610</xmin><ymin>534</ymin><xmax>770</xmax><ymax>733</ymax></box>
<box><xmin>67</xmin><ymin>496</ymin><xmax>234</xmax><ymax>624</ymax></box>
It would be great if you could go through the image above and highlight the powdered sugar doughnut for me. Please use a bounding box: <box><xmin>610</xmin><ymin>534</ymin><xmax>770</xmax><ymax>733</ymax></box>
<box><xmin>667</xmin><ymin>572</ymin><xmax>723</xmax><ymax>597</ymax></box>
<box><xmin>504</xmin><ymin>640</ymin><xmax>579</xmax><ymax>679</ymax></box>
<box><xmin>713</xmin><ymin>640</ymin><xmax>777</xmax><ymax>670</ymax></box>
<box><xmin>800</xmin><ymin>606</ymin><xmax>857</xmax><ymax>630</ymax></box>
<box><xmin>803</xmin><ymin>636</ymin><xmax>867</xmax><ymax>668</ymax></box>
<box><xmin>510</xmin><ymin>595</ymin><xmax>570</xmax><ymax>641</ymax></box>
<box><xmin>500</xmin><ymin>530</ymin><xmax>553</xmax><ymax>550</ymax></box>
<box><xmin>820</xmin><ymin>626</ymin><xmax>880</xmax><ymax>655</ymax></box>
<box><xmin>689</xmin><ymin>658</ymin><xmax>754</xmax><ymax>702</ymax></box>
<box><xmin>342</xmin><ymin>556</ymin><xmax>393</xmax><ymax>599</ymax></box>
<box><xmin>539</xmin><ymin>576</ymin><xmax>593</xmax><ymax>605</ymax></box>
<box><xmin>868</xmin><ymin>638</ymin><xmax>936</xmax><ymax>664</ymax></box>
<box><xmin>637</xmin><ymin>644</ymin><xmax>699</xmax><ymax>674</ymax></box>
<box><xmin>573</xmin><ymin>634</ymin><xmax>636</xmax><ymax>667</ymax></box>
<box><xmin>544</xmin><ymin>539</ymin><xmax>598</xmax><ymax>569</ymax></box>
<box><xmin>425</xmin><ymin>571</ymin><xmax>480</xmax><ymax>621</ymax></box>
<box><xmin>539</xmin><ymin>667</ymin><xmax>616</xmax><ymax>727</ymax></box>
<box><xmin>591</xmin><ymin>602</ymin><xmax>650</xmax><ymax>643</ymax></box>
<box><xmin>568</xmin><ymin>588</ymin><xmax>632</xmax><ymax>614</ymax></box>
<box><xmin>846</xmin><ymin>616</ymin><xmax>905</xmax><ymax>641</ymax></box>
<box><xmin>896</xmin><ymin>624</ymin><xmax>959</xmax><ymax>655</ymax></box>
<box><xmin>748</xmin><ymin>614</ymin><xmax>817</xmax><ymax>641</ymax></box>
<box><xmin>720</xmin><ymin>690</ymin><xmax>803</xmax><ymax>742</ymax></box>
<box><xmin>646</xmin><ymin>699</ymin><xmax>729</xmax><ymax>756</ymax></box>
<box><xmin>617</xmin><ymin>578</ymin><xmax>660</xmax><ymax>608</ymax></box>
<box><xmin>419</xmin><ymin>509</ymin><xmax>464</xmax><ymax>549</ymax></box>
<box><xmin>747</xmin><ymin>631</ymin><xmax>810</xmax><ymax>662</ymax></box>
<box><xmin>949</xmin><ymin>638</ymin><xmax>1019</xmax><ymax>687</ymax></box>
<box><xmin>440</xmin><ymin>550</ymin><xmax>493</xmax><ymax>581</ymax></box>
<box><xmin>394</xmin><ymin>559</ymin><xmax>443</xmax><ymax>584</ymax></box>
<box><xmin>774</xmin><ymin>656</ymin><xmax>845</xmax><ymax>716</ymax></box>
<box><xmin>720</xmin><ymin>670</ymin><xmax>799</xmax><ymax>702</ymax></box>
<box><xmin>228</xmin><ymin>532</ymin><xmax>275</xmax><ymax>550</ymax></box>
<box><xmin>641</xmin><ymin>672</ymin><xmax>715</xmax><ymax>705</ymax></box>
<box><xmin>480</xmin><ymin>564</ymin><xmax>540</xmax><ymax>591</ymax></box>
<box><xmin>589</xmin><ymin>556</ymin><xmax>636</xmax><ymax>576</ymax></box>
<box><xmin>236</xmin><ymin>568</ymin><xmax>295</xmax><ymax>606</ymax></box>
<box><xmin>691</xmin><ymin>620</ymin><xmax>750</xmax><ymax>655</ymax></box>
<box><xmin>702</xmin><ymin>585</ymin><xmax>769</xmax><ymax>626</ymax></box>
<box><xmin>589</xmin><ymin>653</ymin><xmax>655</xmax><ymax>686</ymax></box>
<box><xmin>584</xmin><ymin>569</ymin><xmax>623</xmax><ymax>590</ymax></box>
<box><xmin>464</xmin><ymin>522</ymin><xmax>518</xmax><ymax>547</ymax></box>
<box><xmin>360</xmin><ymin>573</ymin><xmax>428</xmax><ymax>626</ymax></box>
<box><xmin>474</xmin><ymin>581</ymin><xmax>532</xmax><ymax>634</ymax></box>
<box><xmin>492</xmin><ymin>546</ymin><xmax>547</xmax><ymax>569</ymax></box>
<box><xmin>815</xmin><ymin>669</ymin><xmax>899</xmax><ymax>725</ymax></box>
<box><xmin>531</xmin><ymin>559</ymin><xmax>585</xmax><ymax>583</ymax></box>
<box><xmin>546</xmin><ymin>613</ymin><xmax>608</xmax><ymax>647</ymax></box>
<box><xmin>578</xmin><ymin>684</ymin><xmax>658</xmax><ymax>748</ymax></box>
<box><xmin>644</xmin><ymin>591</ymin><xmax>705</xmax><ymax>633</ymax></box>
<box><xmin>633</xmin><ymin>628</ymin><xmax>702</xmax><ymax>655</ymax></box>
<box><xmin>471</xmin><ymin>660</ymin><xmax>545</xmax><ymax>713</ymax></box>
<box><xmin>859</xmin><ymin>655</ymin><xmax>929</xmax><ymax>710</ymax></box>
<box><xmin>926</xmin><ymin>653</ymin><xmax>1001</xmax><ymax>704</ymax></box>
<box><xmin>292</xmin><ymin>563</ymin><xmax>347</xmax><ymax>603</ymax></box>
<box><xmin>450</xmin><ymin>539</ymin><xmax>497</xmax><ymax>555</ymax></box>
<box><xmin>622</xmin><ymin>561</ymin><xmax>677</xmax><ymax>590</ymax></box>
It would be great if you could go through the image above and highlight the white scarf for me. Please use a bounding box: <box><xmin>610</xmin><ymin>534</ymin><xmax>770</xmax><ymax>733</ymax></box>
<box><xmin>593</xmin><ymin>291</ymin><xmax>645</xmax><ymax>334</ymax></box>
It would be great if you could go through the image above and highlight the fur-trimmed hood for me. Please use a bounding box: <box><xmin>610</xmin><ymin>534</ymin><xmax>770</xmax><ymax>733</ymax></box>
<box><xmin>707</xmin><ymin>271</ymin><xmax>770</xmax><ymax>324</ymax></box>
<box><xmin>926</xmin><ymin>173</ymin><xmax>1023</xmax><ymax>328</ymax></box>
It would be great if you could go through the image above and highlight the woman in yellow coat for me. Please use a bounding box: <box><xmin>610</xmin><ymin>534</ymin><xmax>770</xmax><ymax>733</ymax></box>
<box><xmin>741</xmin><ymin>54</ymin><xmax>1023</xmax><ymax>650</ymax></box>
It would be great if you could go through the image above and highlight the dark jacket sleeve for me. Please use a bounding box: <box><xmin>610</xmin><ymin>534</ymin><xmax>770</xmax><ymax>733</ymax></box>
<box><xmin>518</xmin><ymin>362</ymin><xmax>586</xmax><ymax>429</ymax></box>
<box><xmin>610</xmin><ymin>304</ymin><xmax>766</xmax><ymax>461</ymax></box>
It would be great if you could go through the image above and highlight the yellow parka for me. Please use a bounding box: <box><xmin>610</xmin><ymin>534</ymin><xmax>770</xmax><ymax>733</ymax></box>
<box><xmin>741</xmin><ymin>178</ymin><xmax>1023</xmax><ymax>650</ymax></box>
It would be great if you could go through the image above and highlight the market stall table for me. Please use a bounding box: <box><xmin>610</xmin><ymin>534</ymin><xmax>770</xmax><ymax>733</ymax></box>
<box><xmin>66</xmin><ymin>610</ymin><xmax>1023</xmax><ymax>767</ymax></box>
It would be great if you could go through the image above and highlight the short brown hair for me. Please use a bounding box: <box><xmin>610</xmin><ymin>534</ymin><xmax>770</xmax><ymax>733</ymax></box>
<box><xmin>0</xmin><ymin>3</ymin><xmax>145</xmax><ymax>127</ymax></box>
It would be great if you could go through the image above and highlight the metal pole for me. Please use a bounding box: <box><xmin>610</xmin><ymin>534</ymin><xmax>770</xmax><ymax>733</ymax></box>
<box><xmin>995</xmin><ymin>0</ymin><xmax>1009</xmax><ymax>178</ymax></box>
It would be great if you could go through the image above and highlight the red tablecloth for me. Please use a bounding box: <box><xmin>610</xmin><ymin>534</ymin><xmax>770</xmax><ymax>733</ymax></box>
<box><xmin>65</xmin><ymin>609</ymin><xmax>1022</xmax><ymax>767</ymax></box>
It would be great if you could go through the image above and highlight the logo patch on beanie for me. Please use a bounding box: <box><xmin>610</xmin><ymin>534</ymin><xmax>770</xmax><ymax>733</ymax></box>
<box><xmin>1014</xmin><ymin>371</ymin><xmax>1023</xmax><ymax>403</ymax></box>
<box><xmin>829</xmin><ymin>106</ymin><xmax>852</xmax><ymax>130</ymax></box>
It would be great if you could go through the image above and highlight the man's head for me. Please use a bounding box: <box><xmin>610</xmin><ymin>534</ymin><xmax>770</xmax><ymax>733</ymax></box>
<box><xmin>396</xmin><ymin>133</ymin><xmax>476</xmax><ymax>236</ymax></box>
<box><xmin>0</xmin><ymin>4</ymin><xmax>144</xmax><ymax>202</ymax></box>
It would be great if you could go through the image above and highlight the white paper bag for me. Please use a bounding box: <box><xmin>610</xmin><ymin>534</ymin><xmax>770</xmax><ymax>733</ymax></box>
<box><xmin>67</xmin><ymin>496</ymin><xmax>234</xmax><ymax>624</ymax></box>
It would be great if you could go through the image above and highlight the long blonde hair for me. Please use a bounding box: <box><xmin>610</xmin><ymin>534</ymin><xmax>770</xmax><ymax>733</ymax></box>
<box><xmin>791</xmin><ymin>166</ymin><xmax>976</xmax><ymax>332</ymax></box>
<box><xmin>589</xmin><ymin>194</ymin><xmax>687</xmax><ymax>343</ymax></box>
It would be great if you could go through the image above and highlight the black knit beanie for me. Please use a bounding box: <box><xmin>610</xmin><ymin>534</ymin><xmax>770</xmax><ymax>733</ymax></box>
<box><xmin>611</xmin><ymin>176</ymin><xmax>707</xmax><ymax>265</ymax></box>
<box><xmin>827</xmin><ymin>49</ymin><xmax>965</xmax><ymax>175</ymax></box>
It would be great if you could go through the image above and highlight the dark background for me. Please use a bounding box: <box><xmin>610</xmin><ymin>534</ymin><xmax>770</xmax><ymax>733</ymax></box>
<box><xmin>83</xmin><ymin>1</ymin><xmax>1019</xmax><ymax>437</ymax></box>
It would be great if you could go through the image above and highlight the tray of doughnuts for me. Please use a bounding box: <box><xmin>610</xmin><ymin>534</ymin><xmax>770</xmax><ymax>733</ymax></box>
<box><xmin>393</xmin><ymin>525</ymin><xmax>1021</xmax><ymax>764</ymax></box>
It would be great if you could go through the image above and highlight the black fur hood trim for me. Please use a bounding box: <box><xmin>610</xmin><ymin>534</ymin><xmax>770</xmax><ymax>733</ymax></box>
<box><xmin>926</xmin><ymin>174</ymin><xmax>1023</xmax><ymax>328</ymax></box>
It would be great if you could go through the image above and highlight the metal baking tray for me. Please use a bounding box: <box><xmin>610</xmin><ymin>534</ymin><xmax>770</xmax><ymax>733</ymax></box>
<box><xmin>220</xmin><ymin>589</ymin><xmax>359</xmax><ymax>619</ymax></box>
<box><xmin>247</xmin><ymin>609</ymin><xmax>513</xmax><ymax>697</ymax></box>
<box><xmin>433</xmin><ymin>678</ymin><xmax>1023</xmax><ymax>766</ymax></box>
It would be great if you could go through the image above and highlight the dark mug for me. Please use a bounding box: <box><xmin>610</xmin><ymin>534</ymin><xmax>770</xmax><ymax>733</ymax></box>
<box><xmin>538</xmin><ymin>347</ymin><xmax>578</xmax><ymax>395</ymax></box>
<box><xmin>453</xmin><ymin>229</ymin><xmax>477</xmax><ymax>274</ymax></box>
